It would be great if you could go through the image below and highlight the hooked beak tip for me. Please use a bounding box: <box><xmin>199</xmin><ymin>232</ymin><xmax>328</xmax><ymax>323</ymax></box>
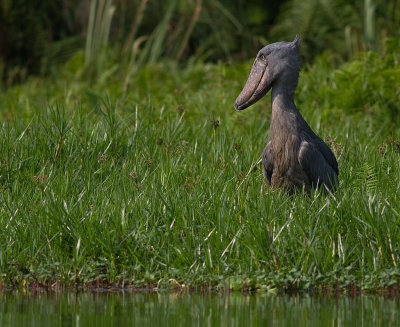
<box><xmin>233</xmin><ymin>99</ymin><xmax>248</xmax><ymax>111</ymax></box>
<box><xmin>234</xmin><ymin>101</ymin><xmax>247</xmax><ymax>111</ymax></box>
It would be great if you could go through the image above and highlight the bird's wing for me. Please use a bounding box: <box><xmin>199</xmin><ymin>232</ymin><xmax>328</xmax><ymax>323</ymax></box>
<box><xmin>298</xmin><ymin>141</ymin><xmax>338</xmax><ymax>190</ymax></box>
<box><xmin>262</xmin><ymin>141</ymin><xmax>274</xmax><ymax>185</ymax></box>
<box><xmin>314</xmin><ymin>137</ymin><xmax>339</xmax><ymax>175</ymax></box>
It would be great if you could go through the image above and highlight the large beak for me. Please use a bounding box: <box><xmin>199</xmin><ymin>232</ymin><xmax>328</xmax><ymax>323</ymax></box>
<box><xmin>234</xmin><ymin>59</ymin><xmax>271</xmax><ymax>111</ymax></box>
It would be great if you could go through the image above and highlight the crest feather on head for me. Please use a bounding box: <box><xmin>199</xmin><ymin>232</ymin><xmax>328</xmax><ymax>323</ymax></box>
<box><xmin>292</xmin><ymin>35</ymin><xmax>301</xmax><ymax>48</ymax></box>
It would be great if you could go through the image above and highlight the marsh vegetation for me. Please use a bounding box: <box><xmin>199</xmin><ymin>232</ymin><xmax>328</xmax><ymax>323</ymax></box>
<box><xmin>1</xmin><ymin>0</ymin><xmax>400</xmax><ymax>292</ymax></box>
<box><xmin>1</xmin><ymin>37</ymin><xmax>400</xmax><ymax>291</ymax></box>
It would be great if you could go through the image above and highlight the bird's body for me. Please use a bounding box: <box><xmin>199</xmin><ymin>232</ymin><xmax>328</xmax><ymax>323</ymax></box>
<box><xmin>234</xmin><ymin>37</ymin><xmax>338</xmax><ymax>194</ymax></box>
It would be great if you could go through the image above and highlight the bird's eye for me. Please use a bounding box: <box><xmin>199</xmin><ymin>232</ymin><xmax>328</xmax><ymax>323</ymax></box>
<box><xmin>259</xmin><ymin>54</ymin><xmax>266</xmax><ymax>61</ymax></box>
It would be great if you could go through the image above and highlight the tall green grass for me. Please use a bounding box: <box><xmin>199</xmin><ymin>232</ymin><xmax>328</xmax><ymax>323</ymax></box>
<box><xmin>0</xmin><ymin>43</ymin><xmax>399</xmax><ymax>292</ymax></box>
<box><xmin>85</xmin><ymin>0</ymin><xmax>116</xmax><ymax>65</ymax></box>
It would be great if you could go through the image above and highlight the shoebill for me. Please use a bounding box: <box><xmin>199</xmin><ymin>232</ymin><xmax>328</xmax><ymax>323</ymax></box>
<box><xmin>234</xmin><ymin>36</ymin><xmax>338</xmax><ymax>194</ymax></box>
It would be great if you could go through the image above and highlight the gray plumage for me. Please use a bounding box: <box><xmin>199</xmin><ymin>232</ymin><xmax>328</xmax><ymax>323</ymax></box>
<box><xmin>234</xmin><ymin>36</ymin><xmax>338</xmax><ymax>194</ymax></box>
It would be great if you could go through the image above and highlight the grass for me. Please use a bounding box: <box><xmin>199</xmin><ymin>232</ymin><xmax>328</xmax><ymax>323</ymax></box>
<box><xmin>0</xmin><ymin>43</ymin><xmax>400</xmax><ymax>293</ymax></box>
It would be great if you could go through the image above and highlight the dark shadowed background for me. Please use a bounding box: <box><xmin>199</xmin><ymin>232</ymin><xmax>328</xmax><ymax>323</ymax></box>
<box><xmin>0</xmin><ymin>0</ymin><xmax>399</xmax><ymax>85</ymax></box>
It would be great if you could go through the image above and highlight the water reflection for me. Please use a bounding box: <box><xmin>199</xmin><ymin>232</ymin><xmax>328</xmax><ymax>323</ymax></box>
<box><xmin>1</xmin><ymin>291</ymin><xmax>399</xmax><ymax>326</ymax></box>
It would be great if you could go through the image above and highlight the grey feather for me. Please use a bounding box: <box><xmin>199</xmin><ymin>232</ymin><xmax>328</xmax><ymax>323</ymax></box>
<box><xmin>234</xmin><ymin>36</ymin><xmax>339</xmax><ymax>194</ymax></box>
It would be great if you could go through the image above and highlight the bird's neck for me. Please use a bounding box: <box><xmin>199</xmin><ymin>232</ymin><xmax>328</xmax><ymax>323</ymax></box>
<box><xmin>270</xmin><ymin>68</ymin><xmax>299</xmax><ymax>116</ymax></box>
<box><xmin>269</xmin><ymin>83</ymin><xmax>303</xmax><ymax>138</ymax></box>
<box><xmin>271</xmin><ymin>86</ymin><xmax>298</xmax><ymax>116</ymax></box>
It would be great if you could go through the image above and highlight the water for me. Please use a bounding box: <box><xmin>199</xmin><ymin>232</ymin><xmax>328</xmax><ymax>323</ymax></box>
<box><xmin>1</xmin><ymin>291</ymin><xmax>399</xmax><ymax>326</ymax></box>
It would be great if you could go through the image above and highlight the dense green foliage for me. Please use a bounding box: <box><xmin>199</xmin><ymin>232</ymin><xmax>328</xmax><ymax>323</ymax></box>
<box><xmin>2</xmin><ymin>0</ymin><xmax>400</xmax><ymax>85</ymax></box>
<box><xmin>0</xmin><ymin>0</ymin><xmax>83</xmax><ymax>82</ymax></box>
<box><xmin>0</xmin><ymin>41</ymin><xmax>400</xmax><ymax>291</ymax></box>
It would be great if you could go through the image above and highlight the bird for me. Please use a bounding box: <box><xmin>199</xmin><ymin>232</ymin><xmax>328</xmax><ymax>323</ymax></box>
<box><xmin>234</xmin><ymin>36</ymin><xmax>338</xmax><ymax>194</ymax></box>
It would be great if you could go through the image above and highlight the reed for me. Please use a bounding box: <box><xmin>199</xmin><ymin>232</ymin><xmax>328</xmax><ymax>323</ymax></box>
<box><xmin>85</xmin><ymin>0</ymin><xmax>116</xmax><ymax>65</ymax></box>
<box><xmin>0</xmin><ymin>42</ymin><xmax>399</xmax><ymax>291</ymax></box>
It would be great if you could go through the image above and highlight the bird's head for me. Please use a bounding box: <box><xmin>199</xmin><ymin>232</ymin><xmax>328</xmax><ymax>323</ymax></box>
<box><xmin>234</xmin><ymin>36</ymin><xmax>301</xmax><ymax>111</ymax></box>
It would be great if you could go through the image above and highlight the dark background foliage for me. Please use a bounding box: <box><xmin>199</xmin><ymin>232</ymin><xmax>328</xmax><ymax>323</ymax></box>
<box><xmin>0</xmin><ymin>0</ymin><xmax>399</xmax><ymax>84</ymax></box>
